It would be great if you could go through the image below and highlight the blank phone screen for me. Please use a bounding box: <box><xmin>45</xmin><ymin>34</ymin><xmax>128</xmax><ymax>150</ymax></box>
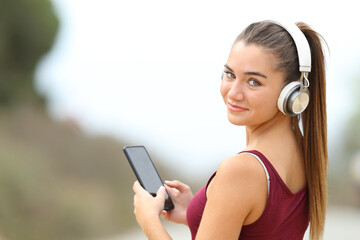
<box><xmin>125</xmin><ymin>146</ymin><xmax>165</xmax><ymax>195</ymax></box>
<box><xmin>124</xmin><ymin>146</ymin><xmax>174</xmax><ymax>210</ymax></box>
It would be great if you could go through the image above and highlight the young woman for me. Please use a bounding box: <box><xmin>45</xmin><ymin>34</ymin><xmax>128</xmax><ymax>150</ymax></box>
<box><xmin>132</xmin><ymin>20</ymin><xmax>328</xmax><ymax>240</ymax></box>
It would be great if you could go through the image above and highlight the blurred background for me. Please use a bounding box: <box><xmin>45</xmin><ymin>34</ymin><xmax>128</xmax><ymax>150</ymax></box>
<box><xmin>1</xmin><ymin>0</ymin><xmax>360</xmax><ymax>239</ymax></box>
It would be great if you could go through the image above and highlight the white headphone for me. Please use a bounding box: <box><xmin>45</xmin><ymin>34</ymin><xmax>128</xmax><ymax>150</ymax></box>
<box><xmin>268</xmin><ymin>20</ymin><xmax>312</xmax><ymax>116</ymax></box>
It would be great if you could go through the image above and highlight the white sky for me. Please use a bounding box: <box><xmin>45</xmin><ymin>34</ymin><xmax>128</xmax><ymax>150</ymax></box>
<box><xmin>36</xmin><ymin>0</ymin><xmax>360</xmax><ymax>180</ymax></box>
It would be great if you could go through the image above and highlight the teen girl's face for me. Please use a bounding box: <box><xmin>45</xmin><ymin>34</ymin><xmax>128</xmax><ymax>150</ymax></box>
<box><xmin>220</xmin><ymin>41</ymin><xmax>285</xmax><ymax>127</ymax></box>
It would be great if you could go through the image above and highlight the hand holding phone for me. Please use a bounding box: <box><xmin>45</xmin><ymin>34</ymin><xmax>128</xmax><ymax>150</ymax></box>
<box><xmin>123</xmin><ymin>145</ymin><xmax>174</xmax><ymax>210</ymax></box>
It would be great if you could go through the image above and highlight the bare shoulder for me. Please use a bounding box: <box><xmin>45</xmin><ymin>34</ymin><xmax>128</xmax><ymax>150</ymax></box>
<box><xmin>207</xmin><ymin>153</ymin><xmax>268</xmax><ymax>206</ymax></box>
<box><xmin>201</xmin><ymin>153</ymin><xmax>268</xmax><ymax>232</ymax></box>
<box><xmin>215</xmin><ymin>153</ymin><xmax>267</xmax><ymax>184</ymax></box>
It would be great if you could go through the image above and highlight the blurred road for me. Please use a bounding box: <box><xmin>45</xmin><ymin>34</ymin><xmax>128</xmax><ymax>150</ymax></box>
<box><xmin>110</xmin><ymin>205</ymin><xmax>360</xmax><ymax>240</ymax></box>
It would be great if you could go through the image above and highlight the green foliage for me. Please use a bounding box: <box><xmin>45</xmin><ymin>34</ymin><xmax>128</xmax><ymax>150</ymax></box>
<box><xmin>0</xmin><ymin>104</ymin><xmax>142</xmax><ymax>240</ymax></box>
<box><xmin>0</xmin><ymin>1</ymin><xmax>182</xmax><ymax>239</ymax></box>
<box><xmin>0</xmin><ymin>0</ymin><xmax>58</xmax><ymax>105</ymax></box>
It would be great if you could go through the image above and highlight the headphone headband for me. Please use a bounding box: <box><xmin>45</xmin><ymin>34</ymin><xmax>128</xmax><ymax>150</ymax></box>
<box><xmin>266</xmin><ymin>20</ymin><xmax>312</xmax><ymax>73</ymax></box>
<box><xmin>267</xmin><ymin>20</ymin><xmax>312</xmax><ymax>116</ymax></box>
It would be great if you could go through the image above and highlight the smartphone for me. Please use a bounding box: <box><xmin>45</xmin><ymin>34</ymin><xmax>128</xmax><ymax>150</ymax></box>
<box><xmin>123</xmin><ymin>145</ymin><xmax>174</xmax><ymax>210</ymax></box>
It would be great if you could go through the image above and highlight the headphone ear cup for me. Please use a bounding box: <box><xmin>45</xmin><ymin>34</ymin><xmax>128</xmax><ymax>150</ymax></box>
<box><xmin>277</xmin><ymin>81</ymin><xmax>309</xmax><ymax>116</ymax></box>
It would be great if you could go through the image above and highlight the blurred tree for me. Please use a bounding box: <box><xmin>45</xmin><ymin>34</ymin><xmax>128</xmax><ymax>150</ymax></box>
<box><xmin>0</xmin><ymin>0</ymin><xmax>58</xmax><ymax>106</ymax></box>
<box><xmin>0</xmin><ymin>106</ymin><xmax>140</xmax><ymax>240</ymax></box>
<box><xmin>328</xmin><ymin>73</ymin><xmax>360</xmax><ymax>205</ymax></box>
<box><xmin>343</xmin><ymin>75</ymin><xmax>360</xmax><ymax>154</ymax></box>
<box><xmin>0</xmin><ymin>1</ymin><xmax>161</xmax><ymax>239</ymax></box>
<box><xmin>342</xmin><ymin>74</ymin><xmax>360</xmax><ymax>205</ymax></box>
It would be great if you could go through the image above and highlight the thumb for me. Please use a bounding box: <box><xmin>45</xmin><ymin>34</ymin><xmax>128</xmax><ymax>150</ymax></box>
<box><xmin>156</xmin><ymin>186</ymin><xmax>166</xmax><ymax>200</ymax></box>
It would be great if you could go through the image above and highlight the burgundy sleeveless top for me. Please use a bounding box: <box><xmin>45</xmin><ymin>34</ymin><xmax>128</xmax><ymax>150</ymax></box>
<box><xmin>186</xmin><ymin>150</ymin><xmax>309</xmax><ymax>240</ymax></box>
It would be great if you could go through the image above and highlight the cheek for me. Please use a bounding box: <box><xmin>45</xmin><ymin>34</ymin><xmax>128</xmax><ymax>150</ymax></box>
<box><xmin>249</xmin><ymin>91</ymin><xmax>279</xmax><ymax>113</ymax></box>
<box><xmin>220</xmin><ymin>81</ymin><xmax>230</xmax><ymax>101</ymax></box>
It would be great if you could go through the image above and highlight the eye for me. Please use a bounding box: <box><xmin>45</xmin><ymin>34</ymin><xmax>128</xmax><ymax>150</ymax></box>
<box><xmin>249</xmin><ymin>78</ymin><xmax>261</xmax><ymax>86</ymax></box>
<box><xmin>223</xmin><ymin>71</ymin><xmax>236</xmax><ymax>80</ymax></box>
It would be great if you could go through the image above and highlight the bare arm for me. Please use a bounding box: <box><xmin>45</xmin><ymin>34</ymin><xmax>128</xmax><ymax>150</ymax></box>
<box><xmin>132</xmin><ymin>180</ymin><xmax>194</xmax><ymax>239</ymax></box>
<box><xmin>133</xmin><ymin>181</ymin><xmax>172</xmax><ymax>240</ymax></box>
<box><xmin>195</xmin><ymin>154</ymin><xmax>268</xmax><ymax>239</ymax></box>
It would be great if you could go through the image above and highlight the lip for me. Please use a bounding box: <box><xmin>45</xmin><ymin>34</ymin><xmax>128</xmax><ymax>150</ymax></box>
<box><xmin>227</xmin><ymin>102</ymin><xmax>248</xmax><ymax>112</ymax></box>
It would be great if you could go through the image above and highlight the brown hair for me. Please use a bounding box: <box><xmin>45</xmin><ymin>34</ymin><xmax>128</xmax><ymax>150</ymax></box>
<box><xmin>235</xmin><ymin>21</ymin><xmax>328</xmax><ymax>240</ymax></box>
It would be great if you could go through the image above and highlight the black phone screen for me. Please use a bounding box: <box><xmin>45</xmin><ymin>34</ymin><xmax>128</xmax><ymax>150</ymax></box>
<box><xmin>123</xmin><ymin>145</ymin><xmax>174</xmax><ymax>210</ymax></box>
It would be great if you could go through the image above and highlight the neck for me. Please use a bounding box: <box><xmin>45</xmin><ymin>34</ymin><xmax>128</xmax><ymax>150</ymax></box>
<box><xmin>245</xmin><ymin>112</ymin><xmax>294</xmax><ymax>149</ymax></box>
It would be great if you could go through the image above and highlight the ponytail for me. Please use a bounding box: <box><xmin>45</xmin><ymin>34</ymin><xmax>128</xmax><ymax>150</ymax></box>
<box><xmin>237</xmin><ymin>21</ymin><xmax>328</xmax><ymax>239</ymax></box>
<box><xmin>297</xmin><ymin>22</ymin><xmax>328</xmax><ymax>240</ymax></box>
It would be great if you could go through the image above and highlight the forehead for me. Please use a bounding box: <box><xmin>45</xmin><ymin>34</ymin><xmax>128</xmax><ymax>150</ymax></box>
<box><xmin>226</xmin><ymin>41</ymin><xmax>280</xmax><ymax>74</ymax></box>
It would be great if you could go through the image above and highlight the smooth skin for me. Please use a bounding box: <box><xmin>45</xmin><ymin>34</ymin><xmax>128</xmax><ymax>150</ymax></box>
<box><xmin>132</xmin><ymin>41</ymin><xmax>307</xmax><ymax>239</ymax></box>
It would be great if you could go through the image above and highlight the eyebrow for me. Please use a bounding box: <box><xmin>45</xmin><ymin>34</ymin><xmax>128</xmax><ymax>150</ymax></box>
<box><xmin>224</xmin><ymin>64</ymin><xmax>267</xmax><ymax>79</ymax></box>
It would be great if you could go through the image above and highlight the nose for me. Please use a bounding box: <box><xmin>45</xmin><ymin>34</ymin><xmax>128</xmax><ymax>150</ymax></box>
<box><xmin>227</xmin><ymin>80</ymin><xmax>244</xmax><ymax>101</ymax></box>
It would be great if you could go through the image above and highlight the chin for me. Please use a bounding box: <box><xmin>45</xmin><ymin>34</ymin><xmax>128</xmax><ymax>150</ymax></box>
<box><xmin>229</xmin><ymin>121</ymin><xmax>246</xmax><ymax>126</ymax></box>
<box><xmin>227</xmin><ymin>116</ymin><xmax>246</xmax><ymax>126</ymax></box>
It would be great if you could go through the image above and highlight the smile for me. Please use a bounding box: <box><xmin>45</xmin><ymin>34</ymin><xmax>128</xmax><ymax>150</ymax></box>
<box><xmin>227</xmin><ymin>102</ymin><xmax>248</xmax><ymax>112</ymax></box>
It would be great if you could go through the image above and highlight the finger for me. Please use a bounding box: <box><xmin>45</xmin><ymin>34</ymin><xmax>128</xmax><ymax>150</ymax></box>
<box><xmin>164</xmin><ymin>184</ymin><xmax>179</xmax><ymax>199</ymax></box>
<box><xmin>133</xmin><ymin>180</ymin><xmax>139</xmax><ymax>189</ymax></box>
<box><xmin>133</xmin><ymin>181</ymin><xmax>147</xmax><ymax>195</ymax></box>
<box><xmin>156</xmin><ymin>186</ymin><xmax>166</xmax><ymax>200</ymax></box>
<box><xmin>164</xmin><ymin>180</ymin><xmax>181</xmax><ymax>189</ymax></box>
<box><xmin>133</xmin><ymin>181</ymin><xmax>139</xmax><ymax>192</ymax></box>
<box><xmin>164</xmin><ymin>183</ymin><xmax>178</xmax><ymax>192</ymax></box>
<box><xmin>161</xmin><ymin>210</ymin><xmax>167</xmax><ymax>215</ymax></box>
<box><xmin>164</xmin><ymin>180</ymin><xmax>190</xmax><ymax>193</ymax></box>
<box><xmin>160</xmin><ymin>210</ymin><xmax>168</xmax><ymax>220</ymax></box>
